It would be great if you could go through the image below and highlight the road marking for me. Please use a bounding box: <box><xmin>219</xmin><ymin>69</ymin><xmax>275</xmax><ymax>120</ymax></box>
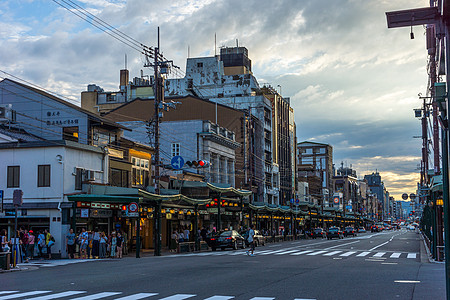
<box><xmin>294</xmin><ymin>299</ymin><xmax>317</xmax><ymax>300</ymax></box>
<box><xmin>204</xmin><ymin>297</ymin><xmax>234</xmax><ymax>300</ymax></box>
<box><xmin>274</xmin><ymin>250</ymin><xmax>300</xmax><ymax>255</ymax></box>
<box><xmin>257</xmin><ymin>250</ymin><xmax>286</xmax><ymax>255</ymax></box>
<box><xmin>26</xmin><ymin>291</ymin><xmax>87</xmax><ymax>300</ymax></box>
<box><xmin>253</xmin><ymin>250</ymin><xmax>274</xmax><ymax>255</ymax></box>
<box><xmin>339</xmin><ymin>251</ymin><xmax>356</xmax><ymax>257</ymax></box>
<box><xmin>382</xmin><ymin>263</ymin><xmax>398</xmax><ymax>265</ymax></box>
<box><xmin>373</xmin><ymin>252</ymin><xmax>386</xmax><ymax>258</ymax></box>
<box><xmin>394</xmin><ymin>280</ymin><xmax>420</xmax><ymax>283</ymax></box>
<box><xmin>390</xmin><ymin>253</ymin><xmax>401</xmax><ymax>258</ymax></box>
<box><xmin>307</xmin><ymin>251</ymin><xmax>328</xmax><ymax>256</ymax></box>
<box><xmin>290</xmin><ymin>250</ymin><xmax>313</xmax><ymax>256</ymax></box>
<box><xmin>0</xmin><ymin>291</ymin><xmax>52</xmax><ymax>300</ymax></box>
<box><xmin>356</xmin><ymin>252</ymin><xmax>371</xmax><ymax>257</ymax></box>
<box><xmin>70</xmin><ymin>292</ymin><xmax>121</xmax><ymax>300</ymax></box>
<box><xmin>369</xmin><ymin>232</ymin><xmax>404</xmax><ymax>251</ymax></box>
<box><xmin>324</xmin><ymin>241</ymin><xmax>360</xmax><ymax>250</ymax></box>
<box><xmin>0</xmin><ymin>294</ymin><xmax>18</xmax><ymax>296</ymax></box>
<box><xmin>229</xmin><ymin>251</ymin><xmax>246</xmax><ymax>255</ymax></box>
<box><xmin>323</xmin><ymin>251</ymin><xmax>342</xmax><ymax>256</ymax></box>
<box><xmin>158</xmin><ymin>295</ymin><xmax>196</xmax><ymax>300</ymax></box>
<box><xmin>114</xmin><ymin>293</ymin><xmax>159</xmax><ymax>300</ymax></box>
<box><xmin>365</xmin><ymin>259</ymin><xmax>385</xmax><ymax>262</ymax></box>
<box><xmin>249</xmin><ymin>298</ymin><xmax>275</xmax><ymax>300</ymax></box>
<box><xmin>407</xmin><ymin>253</ymin><xmax>417</xmax><ymax>259</ymax></box>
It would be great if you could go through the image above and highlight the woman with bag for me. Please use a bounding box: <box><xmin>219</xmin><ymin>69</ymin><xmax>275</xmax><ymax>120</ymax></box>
<box><xmin>99</xmin><ymin>232</ymin><xmax>107</xmax><ymax>259</ymax></box>
<box><xmin>45</xmin><ymin>229</ymin><xmax>55</xmax><ymax>259</ymax></box>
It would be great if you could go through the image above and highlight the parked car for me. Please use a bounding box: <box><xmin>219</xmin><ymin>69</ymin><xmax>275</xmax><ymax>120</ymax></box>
<box><xmin>344</xmin><ymin>227</ymin><xmax>357</xmax><ymax>237</ymax></box>
<box><xmin>208</xmin><ymin>230</ymin><xmax>246</xmax><ymax>251</ymax></box>
<box><xmin>326</xmin><ymin>227</ymin><xmax>343</xmax><ymax>240</ymax></box>
<box><xmin>371</xmin><ymin>225</ymin><xmax>380</xmax><ymax>232</ymax></box>
<box><xmin>310</xmin><ymin>228</ymin><xmax>326</xmax><ymax>239</ymax></box>
<box><xmin>241</xmin><ymin>230</ymin><xmax>266</xmax><ymax>247</ymax></box>
<box><xmin>357</xmin><ymin>227</ymin><xmax>366</xmax><ymax>233</ymax></box>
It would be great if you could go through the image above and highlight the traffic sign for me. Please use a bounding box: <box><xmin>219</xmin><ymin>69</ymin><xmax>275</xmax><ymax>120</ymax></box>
<box><xmin>333</xmin><ymin>196</ymin><xmax>339</xmax><ymax>204</ymax></box>
<box><xmin>128</xmin><ymin>212</ymin><xmax>139</xmax><ymax>217</ymax></box>
<box><xmin>402</xmin><ymin>193</ymin><xmax>408</xmax><ymax>200</ymax></box>
<box><xmin>128</xmin><ymin>202</ymin><xmax>139</xmax><ymax>213</ymax></box>
<box><xmin>171</xmin><ymin>155</ymin><xmax>185</xmax><ymax>170</ymax></box>
<box><xmin>290</xmin><ymin>198</ymin><xmax>294</xmax><ymax>204</ymax></box>
<box><xmin>295</xmin><ymin>199</ymin><xmax>300</xmax><ymax>205</ymax></box>
<box><xmin>409</xmin><ymin>193</ymin><xmax>416</xmax><ymax>200</ymax></box>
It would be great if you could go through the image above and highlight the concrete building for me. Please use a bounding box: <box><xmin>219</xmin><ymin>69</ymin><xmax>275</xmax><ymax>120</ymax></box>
<box><xmin>364</xmin><ymin>171</ymin><xmax>388</xmax><ymax>219</ymax></box>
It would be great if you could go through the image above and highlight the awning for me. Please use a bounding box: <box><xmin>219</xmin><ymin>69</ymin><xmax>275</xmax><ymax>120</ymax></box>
<box><xmin>67</xmin><ymin>194</ymin><xmax>142</xmax><ymax>204</ymax></box>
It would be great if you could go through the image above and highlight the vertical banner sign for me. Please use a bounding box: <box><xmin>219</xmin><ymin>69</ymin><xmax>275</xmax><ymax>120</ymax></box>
<box><xmin>0</xmin><ymin>190</ymin><xmax>3</xmax><ymax>213</ymax></box>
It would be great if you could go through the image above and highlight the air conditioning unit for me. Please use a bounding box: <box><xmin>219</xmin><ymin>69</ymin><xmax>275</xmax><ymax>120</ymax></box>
<box><xmin>85</xmin><ymin>170</ymin><xmax>95</xmax><ymax>181</ymax></box>
<box><xmin>0</xmin><ymin>104</ymin><xmax>16</xmax><ymax>123</ymax></box>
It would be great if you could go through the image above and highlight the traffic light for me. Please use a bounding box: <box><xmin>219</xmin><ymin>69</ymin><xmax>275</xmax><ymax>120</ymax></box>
<box><xmin>185</xmin><ymin>160</ymin><xmax>210</xmax><ymax>167</ymax></box>
<box><xmin>121</xmin><ymin>205</ymin><xmax>128</xmax><ymax>217</ymax></box>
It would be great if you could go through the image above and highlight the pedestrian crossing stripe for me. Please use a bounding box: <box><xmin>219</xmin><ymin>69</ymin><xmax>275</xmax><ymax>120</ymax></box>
<box><xmin>162</xmin><ymin>249</ymin><xmax>419</xmax><ymax>259</ymax></box>
<box><xmin>0</xmin><ymin>292</ymin><xmax>315</xmax><ymax>300</ymax></box>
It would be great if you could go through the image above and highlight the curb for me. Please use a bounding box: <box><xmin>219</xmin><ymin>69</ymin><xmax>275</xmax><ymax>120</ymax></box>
<box><xmin>420</xmin><ymin>232</ymin><xmax>445</xmax><ymax>264</ymax></box>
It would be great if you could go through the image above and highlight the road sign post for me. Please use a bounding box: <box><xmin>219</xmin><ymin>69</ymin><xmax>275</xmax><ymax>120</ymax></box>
<box><xmin>12</xmin><ymin>189</ymin><xmax>23</xmax><ymax>268</ymax></box>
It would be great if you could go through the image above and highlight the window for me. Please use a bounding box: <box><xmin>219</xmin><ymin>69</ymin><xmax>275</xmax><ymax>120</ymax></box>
<box><xmin>75</xmin><ymin>168</ymin><xmax>83</xmax><ymax>190</ymax></box>
<box><xmin>111</xmin><ymin>168</ymin><xmax>129</xmax><ymax>188</ymax></box>
<box><xmin>38</xmin><ymin>165</ymin><xmax>51</xmax><ymax>187</ymax></box>
<box><xmin>7</xmin><ymin>166</ymin><xmax>20</xmax><ymax>188</ymax></box>
<box><xmin>197</xmin><ymin>62</ymin><xmax>203</xmax><ymax>68</ymax></box>
<box><xmin>131</xmin><ymin>157</ymin><xmax>149</xmax><ymax>187</ymax></box>
<box><xmin>63</xmin><ymin>126</ymin><xmax>79</xmax><ymax>142</ymax></box>
<box><xmin>171</xmin><ymin>143</ymin><xmax>180</xmax><ymax>157</ymax></box>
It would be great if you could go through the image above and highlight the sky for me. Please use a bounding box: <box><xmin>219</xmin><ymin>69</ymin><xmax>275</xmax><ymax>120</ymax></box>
<box><xmin>0</xmin><ymin>0</ymin><xmax>434</xmax><ymax>200</ymax></box>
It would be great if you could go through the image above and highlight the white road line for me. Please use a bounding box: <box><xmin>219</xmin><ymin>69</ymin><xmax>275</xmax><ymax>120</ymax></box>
<box><xmin>229</xmin><ymin>251</ymin><xmax>246</xmax><ymax>255</ymax></box>
<box><xmin>0</xmin><ymin>293</ymin><xmax>18</xmax><ymax>296</ymax></box>
<box><xmin>373</xmin><ymin>252</ymin><xmax>386</xmax><ymax>258</ymax></box>
<box><xmin>203</xmin><ymin>296</ymin><xmax>235</xmax><ymax>300</ymax></box>
<box><xmin>257</xmin><ymin>250</ymin><xmax>286</xmax><ymax>255</ymax></box>
<box><xmin>26</xmin><ymin>291</ymin><xmax>87</xmax><ymax>300</ymax></box>
<box><xmin>114</xmin><ymin>293</ymin><xmax>159</xmax><ymax>300</ymax></box>
<box><xmin>290</xmin><ymin>250</ymin><xmax>313</xmax><ymax>256</ymax></box>
<box><xmin>356</xmin><ymin>252</ymin><xmax>371</xmax><ymax>257</ymax></box>
<box><xmin>339</xmin><ymin>251</ymin><xmax>356</xmax><ymax>257</ymax></box>
<box><xmin>390</xmin><ymin>253</ymin><xmax>402</xmax><ymax>258</ymax></box>
<box><xmin>274</xmin><ymin>250</ymin><xmax>301</xmax><ymax>255</ymax></box>
<box><xmin>0</xmin><ymin>291</ymin><xmax>52</xmax><ymax>300</ymax></box>
<box><xmin>369</xmin><ymin>241</ymin><xmax>389</xmax><ymax>251</ymax></box>
<box><xmin>324</xmin><ymin>241</ymin><xmax>360</xmax><ymax>250</ymax></box>
<box><xmin>249</xmin><ymin>298</ymin><xmax>275</xmax><ymax>300</ymax></box>
<box><xmin>158</xmin><ymin>295</ymin><xmax>196</xmax><ymax>300</ymax></box>
<box><xmin>407</xmin><ymin>253</ymin><xmax>417</xmax><ymax>259</ymax></box>
<box><xmin>323</xmin><ymin>251</ymin><xmax>342</xmax><ymax>256</ymax></box>
<box><xmin>307</xmin><ymin>251</ymin><xmax>328</xmax><ymax>256</ymax></box>
<box><xmin>70</xmin><ymin>292</ymin><xmax>122</xmax><ymax>300</ymax></box>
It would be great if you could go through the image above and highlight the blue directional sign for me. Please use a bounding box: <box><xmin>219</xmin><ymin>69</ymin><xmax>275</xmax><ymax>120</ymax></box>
<box><xmin>290</xmin><ymin>198</ymin><xmax>294</xmax><ymax>204</ymax></box>
<box><xmin>171</xmin><ymin>156</ymin><xmax>185</xmax><ymax>170</ymax></box>
<box><xmin>295</xmin><ymin>199</ymin><xmax>300</xmax><ymax>205</ymax></box>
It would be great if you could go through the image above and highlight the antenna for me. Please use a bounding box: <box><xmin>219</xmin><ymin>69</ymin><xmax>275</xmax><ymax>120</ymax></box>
<box><xmin>188</xmin><ymin>45</ymin><xmax>190</xmax><ymax>58</ymax></box>
<box><xmin>236</xmin><ymin>38</ymin><xmax>239</xmax><ymax>47</ymax></box>
<box><xmin>125</xmin><ymin>54</ymin><xmax>127</xmax><ymax>69</ymax></box>
<box><xmin>215</xmin><ymin>33</ymin><xmax>217</xmax><ymax>56</ymax></box>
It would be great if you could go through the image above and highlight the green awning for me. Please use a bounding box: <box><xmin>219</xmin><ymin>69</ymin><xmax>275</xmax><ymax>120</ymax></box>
<box><xmin>67</xmin><ymin>194</ymin><xmax>142</xmax><ymax>204</ymax></box>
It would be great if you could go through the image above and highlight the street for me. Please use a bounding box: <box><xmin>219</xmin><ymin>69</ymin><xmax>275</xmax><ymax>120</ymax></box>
<box><xmin>1</xmin><ymin>230</ymin><xmax>445</xmax><ymax>300</ymax></box>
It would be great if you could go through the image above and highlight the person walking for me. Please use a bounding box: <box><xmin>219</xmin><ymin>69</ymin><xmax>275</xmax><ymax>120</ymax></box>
<box><xmin>79</xmin><ymin>228</ymin><xmax>89</xmax><ymax>259</ymax></box>
<box><xmin>110</xmin><ymin>232</ymin><xmax>117</xmax><ymax>258</ymax></box>
<box><xmin>246</xmin><ymin>224</ymin><xmax>256</xmax><ymax>257</ymax></box>
<box><xmin>92</xmin><ymin>228</ymin><xmax>100</xmax><ymax>259</ymax></box>
<box><xmin>37</xmin><ymin>230</ymin><xmax>46</xmax><ymax>260</ymax></box>
<box><xmin>116</xmin><ymin>232</ymin><xmax>123</xmax><ymax>259</ymax></box>
<box><xmin>44</xmin><ymin>229</ymin><xmax>55</xmax><ymax>259</ymax></box>
<box><xmin>66</xmin><ymin>229</ymin><xmax>76</xmax><ymax>259</ymax></box>
<box><xmin>99</xmin><ymin>232</ymin><xmax>107</xmax><ymax>259</ymax></box>
<box><xmin>170</xmin><ymin>230</ymin><xmax>178</xmax><ymax>253</ymax></box>
<box><xmin>183</xmin><ymin>225</ymin><xmax>190</xmax><ymax>242</ymax></box>
<box><xmin>26</xmin><ymin>230</ymin><xmax>35</xmax><ymax>262</ymax></box>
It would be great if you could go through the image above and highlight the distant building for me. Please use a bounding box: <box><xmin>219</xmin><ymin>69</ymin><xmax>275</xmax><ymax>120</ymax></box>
<box><xmin>364</xmin><ymin>171</ymin><xmax>388</xmax><ymax>219</ymax></box>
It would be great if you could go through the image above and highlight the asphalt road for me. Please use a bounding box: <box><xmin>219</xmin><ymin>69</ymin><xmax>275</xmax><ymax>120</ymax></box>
<box><xmin>1</xmin><ymin>229</ymin><xmax>446</xmax><ymax>300</ymax></box>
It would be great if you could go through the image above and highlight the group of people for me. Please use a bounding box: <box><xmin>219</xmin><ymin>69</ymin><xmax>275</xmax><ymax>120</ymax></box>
<box><xmin>0</xmin><ymin>227</ymin><xmax>55</xmax><ymax>262</ymax></box>
<box><xmin>66</xmin><ymin>228</ymin><xmax>126</xmax><ymax>259</ymax></box>
<box><xmin>169</xmin><ymin>225</ymin><xmax>191</xmax><ymax>252</ymax></box>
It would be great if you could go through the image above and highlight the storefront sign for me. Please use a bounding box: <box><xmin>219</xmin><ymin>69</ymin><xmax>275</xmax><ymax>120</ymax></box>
<box><xmin>166</xmin><ymin>213</ymin><xmax>172</xmax><ymax>219</ymax></box>
<box><xmin>90</xmin><ymin>209</ymin><xmax>112</xmax><ymax>218</ymax></box>
<box><xmin>80</xmin><ymin>208</ymin><xmax>89</xmax><ymax>218</ymax></box>
<box><xmin>207</xmin><ymin>207</ymin><xmax>218</xmax><ymax>213</ymax></box>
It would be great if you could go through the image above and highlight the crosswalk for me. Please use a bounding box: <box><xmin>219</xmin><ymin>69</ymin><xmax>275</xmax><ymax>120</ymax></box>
<box><xmin>166</xmin><ymin>249</ymin><xmax>418</xmax><ymax>260</ymax></box>
<box><xmin>17</xmin><ymin>259</ymin><xmax>108</xmax><ymax>268</ymax></box>
<box><xmin>0</xmin><ymin>291</ymin><xmax>315</xmax><ymax>300</ymax></box>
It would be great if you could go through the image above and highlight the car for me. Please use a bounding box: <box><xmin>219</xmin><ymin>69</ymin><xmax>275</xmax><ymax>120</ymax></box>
<box><xmin>357</xmin><ymin>227</ymin><xmax>366</xmax><ymax>233</ymax></box>
<box><xmin>241</xmin><ymin>230</ymin><xmax>266</xmax><ymax>247</ymax></box>
<box><xmin>326</xmin><ymin>227</ymin><xmax>343</xmax><ymax>239</ymax></box>
<box><xmin>344</xmin><ymin>227</ymin><xmax>357</xmax><ymax>237</ymax></box>
<box><xmin>371</xmin><ymin>225</ymin><xmax>380</xmax><ymax>232</ymax></box>
<box><xmin>208</xmin><ymin>230</ymin><xmax>246</xmax><ymax>251</ymax></box>
<box><xmin>310</xmin><ymin>228</ymin><xmax>326</xmax><ymax>239</ymax></box>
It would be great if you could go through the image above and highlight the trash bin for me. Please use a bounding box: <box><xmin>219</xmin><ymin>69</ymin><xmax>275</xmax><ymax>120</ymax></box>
<box><xmin>0</xmin><ymin>252</ymin><xmax>11</xmax><ymax>270</ymax></box>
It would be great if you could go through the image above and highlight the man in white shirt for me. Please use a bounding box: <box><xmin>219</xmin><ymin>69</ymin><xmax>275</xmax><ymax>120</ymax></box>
<box><xmin>246</xmin><ymin>224</ymin><xmax>255</xmax><ymax>256</ymax></box>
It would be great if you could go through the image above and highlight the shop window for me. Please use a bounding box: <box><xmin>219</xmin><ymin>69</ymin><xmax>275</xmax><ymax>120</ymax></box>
<box><xmin>7</xmin><ymin>166</ymin><xmax>20</xmax><ymax>188</ymax></box>
<box><xmin>38</xmin><ymin>165</ymin><xmax>51</xmax><ymax>187</ymax></box>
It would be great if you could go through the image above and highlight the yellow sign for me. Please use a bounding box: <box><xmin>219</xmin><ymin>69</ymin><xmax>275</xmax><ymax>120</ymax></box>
<box><xmin>166</xmin><ymin>213</ymin><xmax>172</xmax><ymax>219</ymax></box>
<box><xmin>437</xmin><ymin>199</ymin><xmax>444</xmax><ymax>206</ymax></box>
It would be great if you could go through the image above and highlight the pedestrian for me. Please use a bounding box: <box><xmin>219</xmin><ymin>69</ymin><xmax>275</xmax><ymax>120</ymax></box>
<box><xmin>92</xmin><ymin>228</ymin><xmax>100</xmax><ymax>259</ymax></box>
<box><xmin>116</xmin><ymin>232</ymin><xmax>123</xmax><ymax>259</ymax></box>
<box><xmin>37</xmin><ymin>230</ymin><xmax>46</xmax><ymax>260</ymax></box>
<box><xmin>20</xmin><ymin>227</ymin><xmax>28</xmax><ymax>262</ymax></box>
<box><xmin>110</xmin><ymin>232</ymin><xmax>117</xmax><ymax>258</ymax></box>
<box><xmin>44</xmin><ymin>229</ymin><xmax>55</xmax><ymax>259</ymax></box>
<box><xmin>246</xmin><ymin>224</ymin><xmax>256</xmax><ymax>257</ymax></box>
<box><xmin>183</xmin><ymin>225</ymin><xmax>190</xmax><ymax>242</ymax></box>
<box><xmin>26</xmin><ymin>230</ymin><xmax>35</xmax><ymax>261</ymax></box>
<box><xmin>87</xmin><ymin>230</ymin><xmax>93</xmax><ymax>259</ymax></box>
<box><xmin>66</xmin><ymin>228</ymin><xmax>76</xmax><ymax>259</ymax></box>
<box><xmin>79</xmin><ymin>228</ymin><xmax>89</xmax><ymax>259</ymax></box>
<box><xmin>177</xmin><ymin>230</ymin><xmax>185</xmax><ymax>243</ymax></box>
<box><xmin>99</xmin><ymin>232</ymin><xmax>107</xmax><ymax>259</ymax></box>
<box><xmin>170</xmin><ymin>230</ymin><xmax>178</xmax><ymax>252</ymax></box>
<box><xmin>0</xmin><ymin>229</ymin><xmax>7</xmax><ymax>252</ymax></box>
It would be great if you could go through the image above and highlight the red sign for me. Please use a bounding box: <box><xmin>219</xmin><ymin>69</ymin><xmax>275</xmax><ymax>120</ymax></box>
<box><xmin>128</xmin><ymin>202</ymin><xmax>139</xmax><ymax>213</ymax></box>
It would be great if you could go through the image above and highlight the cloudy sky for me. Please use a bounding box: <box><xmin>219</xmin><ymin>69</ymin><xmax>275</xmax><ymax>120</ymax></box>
<box><xmin>1</xmin><ymin>0</ymin><xmax>433</xmax><ymax>199</ymax></box>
